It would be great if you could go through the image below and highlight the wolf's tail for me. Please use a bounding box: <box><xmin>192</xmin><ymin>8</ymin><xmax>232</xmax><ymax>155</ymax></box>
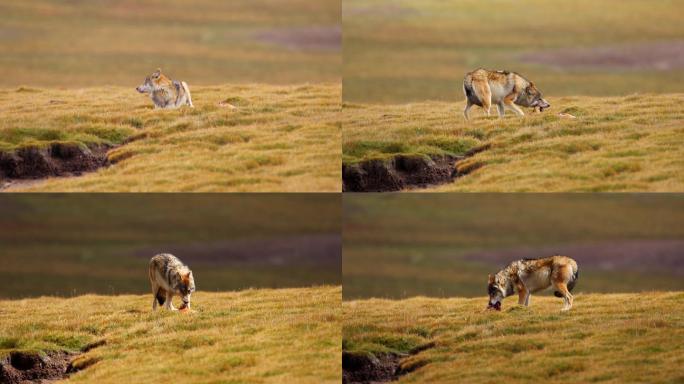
<box><xmin>463</xmin><ymin>75</ymin><xmax>475</xmax><ymax>100</ymax></box>
<box><xmin>554</xmin><ymin>268</ymin><xmax>579</xmax><ymax>297</ymax></box>
<box><xmin>181</xmin><ymin>81</ymin><xmax>194</xmax><ymax>107</ymax></box>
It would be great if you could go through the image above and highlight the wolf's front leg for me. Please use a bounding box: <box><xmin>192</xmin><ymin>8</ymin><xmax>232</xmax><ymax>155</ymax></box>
<box><xmin>164</xmin><ymin>292</ymin><xmax>177</xmax><ymax>311</ymax></box>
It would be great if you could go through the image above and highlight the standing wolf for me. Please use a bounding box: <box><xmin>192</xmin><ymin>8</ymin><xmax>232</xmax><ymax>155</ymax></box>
<box><xmin>463</xmin><ymin>68</ymin><xmax>550</xmax><ymax>120</ymax></box>
<box><xmin>487</xmin><ymin>255</ymin><xmax>578</xmax><ymax>311</ymax></box>
<box><xmin>149</xmin><ymin>253</ymin><xmax>195</xmax><ymax>311</ymax></box>
<box><xmin>136</xmin><ymin>68</ymin><xmax>194</xmax><ymax>109</ymax></box>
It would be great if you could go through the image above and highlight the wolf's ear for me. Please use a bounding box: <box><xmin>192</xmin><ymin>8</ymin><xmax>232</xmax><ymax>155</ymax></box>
<box><xmin>152</xmin><ymin>68</ymin><xmax>161</xmax><ymax>78</ymax></box>
<box><xmin>488</xmin><ymin>274</ymin><xmax>495</xmax><ymax>284</ymax></box>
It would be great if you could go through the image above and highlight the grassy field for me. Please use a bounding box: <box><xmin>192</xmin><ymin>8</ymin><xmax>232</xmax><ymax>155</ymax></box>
<box><xmin>343</xmin><ymin>292</ymin><xmax>684</xmax><ymax>383</ymax></box>
<box><xmin>343</xmin><ymin>0</ymin><xmax>684</xmax><ymax>103</ymax></box>
<box><xmin>0</xmin><ymin>0</ymin><xmax>339</xmax><ymax>87</ymax></box>
<box><xmin>342</xmin><ymin>93</ymin><xmax>684</xmax><ymax>191</ymax></box>
<box><xmin>0</xmin><ymin>286</ymin><xmax>341</xmax><ymax>383</ymax></box>
<box><xmin>0</xmin><ymin>83</ymin><xmax>340</xmax><ymax>191</ymax></box>
<box><xmin>343</xmin><ymin>194</ymin><xmax>684</xmax><ymax>300</ymax></box>
<box><xmin>0</xmin><ymin>194</ymin><xmax>340</xmax><ymax>298</ymax></box>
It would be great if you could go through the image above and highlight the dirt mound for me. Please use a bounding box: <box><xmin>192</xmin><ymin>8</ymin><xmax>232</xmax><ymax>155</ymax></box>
<box><xmin>254</xmin><ymin>26</ymin><xmax>340</xmax><ymax>51</ymax></box>
<box><xmin>0</xmin><ymin>143</ymin><xmax>110</xmax><ymax>181</ymax></box>
<box><xmin>520</xmin><ymin>41</ymin><xmax>684</xmax><ymax>70</ymax></box>
<box><xmin>343</xmin><ymin>352</ymin><xmax>402</xmax><ymax>383</ymax></box>
<box><xmin>343</xmin><ymin>154</ymin><xmax>461</xmax><ymax>192</ymax></box>
<box><xmin>463</xmin><ymin>240</ymin><xmax>684</xmax><ymax>274</ymax></box>
<box><xmin>0</xmin><ymin>350</ymin><xmax>75</xmax><ymax>384</ymax></box>
<box><xmin>343</xmin><ymin>144</ymin><xmax>491</xmax><ymax>192</ymax></box>
<box><xmin>343</xmin><ymin>342</ymin><xmax>434</xmax><ymax>383</ymax></box>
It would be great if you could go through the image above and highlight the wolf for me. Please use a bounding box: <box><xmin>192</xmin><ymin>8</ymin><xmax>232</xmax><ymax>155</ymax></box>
<box><xmin>462</xmin><ymin>68</ymin><xmax>550</xmax><ymax>120</ymax></box>
<box><xmin>148</xmin><ymin>253</ymin><xmax>196</xmax><ymax>311</ymax></box>
<box><xmin>487</xmin><ymin>255</ymin><xmax>578</xmax><ymax>311</ymax></box>
<box><xmin>136</xmin><ymin>68</ymin><xmax>194</xmax><ymax>109</ymax></box>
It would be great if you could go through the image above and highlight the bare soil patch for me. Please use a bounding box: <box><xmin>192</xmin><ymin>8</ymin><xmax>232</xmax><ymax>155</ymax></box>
<box><xmin>343</xmin><ymin>144</ymin><xmax>490</xmax><ymax>192</ymax></box>
<box><xmin>0</xmin><ymin>143</ymin><xmax>111</xmax><ymax>189</ymax></box>
<box><xmin>463</xmin><ymin>240</ymin><xmax>684</xmax><ymax>274</ymax></box>
<box><xmin>343</xmin><ymin>342</ymin><xmax>434</xmax><ymax>384</ymax></box>
<box><xmin>520</xmin><ymin>41</ymin><xmax>684</xmax><ymax>70</ymax></box>
<box><xmin>133</xmin><ymin>234</ymin><xmax>341</xmax><ymax>267</ymax></box>
<box><xmin>0</xmin><ymin>350</ymin><xmax>75</xmax><ymax>384</ymax></box>
<box><xmin>254</xmin><ymin>26</ymin><xmax>340</xmax><ymax>51</ymax></box>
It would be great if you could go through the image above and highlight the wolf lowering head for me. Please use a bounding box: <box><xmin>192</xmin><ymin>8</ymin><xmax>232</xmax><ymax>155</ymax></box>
<box><xmin>514</xmin><ymin>82</ymin><xmax>550</xmax><ymax>112</ymax></box>
<box><xmin>487</xmin><ymin>256</ymin><xmax>579</xmax><ymax>311</ymax></box>
<box><xmin>148</xmin><ymin>253</ymin><xmax>196</xmax><ymax>311</ymax></box>
<box><xmin>462</xmin><ymin>68</ymin><xmax>550</xmax><ymax>120</ymax></box>
<box><xmin>136</xmin><ymin>68</ymin><xmax>194</xmax><ymax>109</ymax></box>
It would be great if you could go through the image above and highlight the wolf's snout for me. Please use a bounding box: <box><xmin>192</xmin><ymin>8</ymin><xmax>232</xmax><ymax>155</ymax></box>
<box><xmin>135</xmin><ymin>86</ymin><xmax>143</xmax><ymax>93</ymax></box>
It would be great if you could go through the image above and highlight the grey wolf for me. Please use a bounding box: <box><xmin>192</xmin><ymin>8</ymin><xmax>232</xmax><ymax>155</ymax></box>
<box><xmin>136</xmin><ymin>68</ymin><xmax>194</xmax><ymax>109</ymax></box>
<box><xmin>487</xmin><ymin>255</ymin><xmax>578</xmax><ymax>311</ymax></box>
<box><xmin>463</xmin><ymin>68</ymin><xmax>550</xmax><ymax>120</ymax></box>
<box><xmin>148</xmin><ymin>253</ymin><xmax>196</xmax><ymax>311</ymax></box>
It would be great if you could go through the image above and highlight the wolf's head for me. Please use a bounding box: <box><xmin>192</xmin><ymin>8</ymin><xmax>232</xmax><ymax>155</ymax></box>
<box><xmin>177</xmin><ymin>268</ymin><xmax>196</xmax><ymax>306</ymax></box>
<box><xmin>487</xmin><ymin>273</ymin><xmax>511</xmax><ymax>308</ymax></box>
<box><xmin>136</xmin><ymin>68</ymin><xmax>164</xmax><ymax>94</ymax></box>
<box><xmin>516</xmin><ymin>82</ymin><xmax>550</xmax><ymax>111</ymax></box>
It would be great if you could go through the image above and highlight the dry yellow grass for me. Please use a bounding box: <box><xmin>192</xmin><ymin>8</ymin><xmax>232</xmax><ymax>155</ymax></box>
<box><xmin>0</xmin><ymin>286</ymin><xmax>341</xmax><ymax>383</ymax></box>
<box><xmin>343</xmin><ymin>292</ymin><xmax>684</xmax><ymax>383</ymax></box>
<box><xmin>1</xmin><ymin>84</ymin><xmax>340</xmax><ymax>191</ymax></box>
<box><xmin>342</xmin><ymin>94</ymin><xmax>684</xmax><ymax>191</ymax></box>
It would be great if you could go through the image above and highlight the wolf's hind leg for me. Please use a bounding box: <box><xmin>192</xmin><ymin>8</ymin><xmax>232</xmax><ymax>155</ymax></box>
<box><xmin>463</xmin><ymin>100</ymin><xmax>474</xmax><ymax>121</ymax></box>
<box><xmin>554</xmin><ymin>282</ymin><xmax>573</xmax><ymax>311</ymax></box>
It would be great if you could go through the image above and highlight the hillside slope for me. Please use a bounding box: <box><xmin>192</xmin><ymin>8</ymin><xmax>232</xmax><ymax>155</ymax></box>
<box><xmin>0</xmin><ymin>84</ymin><xmax>340</xmax><ymax>192</ymax></box>
<box><xmin>343</xmin><ymin>292</ymin><xmax>684</xmax><ymax>383</ymax></box>
<box><xmin>342</xmin><ymin>94</ymin><xmax>684</xmax><ymax>191</ymax></box>
<box><xmin>0</xmin><ymin>286</ymin><xmax>341</xmax><ymax>383</ymax></box>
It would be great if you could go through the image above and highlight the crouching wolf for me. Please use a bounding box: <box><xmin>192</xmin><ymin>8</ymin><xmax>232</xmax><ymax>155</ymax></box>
<box><xmin>487</xmin><ymin>255</ymin><xmax>578</xmax><ymax>311</ymax></box>
<box><xmin>463</xmin><ymin>68</ymin><xmax>550</xmax><ymax>120</ymax></box>
<box><xmin>136</xmin><ymin>68</ymin><xmax>194</xmax><ymax>109</ymax></box>
<box><xmin>149</xmin><ymin>253</ymin><xmax>195</xmax><ymax>311</ymax></box>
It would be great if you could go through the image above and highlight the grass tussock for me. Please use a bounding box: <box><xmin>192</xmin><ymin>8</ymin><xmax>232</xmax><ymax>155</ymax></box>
<box><xmin>343</xmin><ymin>292</ymin><xmax>684</xmax><ymax>383</ymax></box>
<box><xmin>0</xmin><ymin>84</ymin><xmax>340</xmax><ymax>191</ymax></box>
<box><xmin>0</xmin><ymin>286</ymin><xmax>341</xmax><ymax>383</ymax></box>
<box><xmin>342</xmin><ymin>94</ymin><xmax>684</xmax><ymax>191</ymax></box>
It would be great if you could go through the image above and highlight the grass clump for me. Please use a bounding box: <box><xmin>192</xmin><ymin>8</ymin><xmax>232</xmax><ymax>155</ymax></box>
<box><xmin>1</xmin><ymin>84</ymin><xmax>340</xmax><ymax>192</ymax></box>
<box><xmin>343</xmin><ymin>292</ymin><xmax>684</xmax><ymax>383</ymax></box>
<box><xmin>0</xmin><ymin>286</ymin><xmax>341</xmax><ymax>383</ymax></box>
<box><xmin>342</xmin><ymin>94</ymin><xmax>684</xmax><ymax>191</ymax></box>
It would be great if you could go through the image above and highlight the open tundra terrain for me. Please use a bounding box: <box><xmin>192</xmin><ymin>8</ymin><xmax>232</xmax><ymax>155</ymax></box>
<box><xmin>343</xmin><ymin>0</ymin><xmax>684</xmax><ymax>103</ymax></box>
<box><xmin>342</xmin><ymin>94</ymin><xmax>684</xmax><ymax>192</ymax></box>
<box><xmin>343</xmin><ymin>194</ymin><xmax>684</xmax><ymax>300</ymax></box>
<box><xmin>0</xmin><ymin>84</ymin><xmax>340</xmax><ymax>191</ymax></box>
<box><xmin>0</xmin><ymin>194</ymin><xmax>341</xmax><ymax>298</ymax></box>
<box><xmin>343</xmin><ymin>292</ymin><xmax>684</xmax><ymax>384</ymax></box>
<box><xmin>0</xmin><ymin>286</ymin><xmax>341</xmax><ymax>384</ymax></box>
<box><xmin>0</xmin><ymin>1</ymin><xmax>340</xmax><ymax>87</ymax></box>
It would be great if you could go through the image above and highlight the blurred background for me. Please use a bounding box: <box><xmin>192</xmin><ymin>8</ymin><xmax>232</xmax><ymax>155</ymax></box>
<box><xmin>343</xmin><ymin>194</ymin><xmax>684</xmax><ymax>299</ymax></box>
<box><xmin>343</xmin><ymin>0</ymin><xmax>684</xmax><ymax>103</ymax></box>
<box><xmin>0</xmin><ymin>194</ymin><xmax>340</xmax><ymax>298</ymax></box>
<box><xmin>0</xmin><ymin>0</ymin><xmax>340</xmax><ymax>87</ymax></box>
